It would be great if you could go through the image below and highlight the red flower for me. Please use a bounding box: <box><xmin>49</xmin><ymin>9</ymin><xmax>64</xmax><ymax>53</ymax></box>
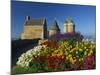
<box><xmin>41</xmin><ymin>40</ymin><xmax>58</xmax><ymax>49</ymax></box>
<box><xmin>47</xmin><ymin>55</ymin><xmax>65</xmax><ymax>71</ymax></box>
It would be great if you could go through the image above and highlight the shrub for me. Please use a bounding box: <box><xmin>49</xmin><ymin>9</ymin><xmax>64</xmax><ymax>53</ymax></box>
<box><xmin>49</xmin><ymin>32</ymin><xmax>83</xmax><ymax>42</ymax></box>
<box><xmin>11</xmin><ymin>66</ymin><xmax>29</xmax><ymax>75</ymax></box>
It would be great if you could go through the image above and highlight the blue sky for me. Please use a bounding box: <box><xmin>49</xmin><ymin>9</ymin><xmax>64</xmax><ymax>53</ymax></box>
<box><xmin>11</xmin><ymin>1</ymin><xmax>96</xmax><ymax>38</ymax></box>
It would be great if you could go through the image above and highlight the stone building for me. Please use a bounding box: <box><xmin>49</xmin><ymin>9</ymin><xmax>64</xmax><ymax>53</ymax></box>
<box><xmin>21</xmin><ymin>16</ymin><xmax>75</xmax><ymax>40</ymax></box>
<box><xmin>21</xmin><ymin>16</ymin><xmax>47</xmax><ymax>39</ymax></box>
<box><xmin>49</xmin><ymin>19</ymin><xmax>60</xmax><ymax>36</ymax></box>
<box><xmin>64</xmin><ymin>18</ymin><xmax>75</xmax><ymax>33</ymax></box>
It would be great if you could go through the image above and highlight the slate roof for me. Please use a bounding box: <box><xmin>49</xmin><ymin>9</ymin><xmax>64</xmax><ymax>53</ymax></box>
<box><xmin>25</xmin><ymin>18</ymin><xmax>45</xmax><ymax>26</ymax></box>
<box><xmin>65</xmin><ymin>18</ymin><xmax>74</xmax><ymax>24</ymax></box>
<box><xmin>50</xmin><ymin>20</ymin><xmax>60</xmax><ymax>31</ymax></box>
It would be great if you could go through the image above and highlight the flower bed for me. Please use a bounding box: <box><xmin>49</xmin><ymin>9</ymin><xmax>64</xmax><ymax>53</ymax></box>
<box><xmin>12</xmin><ymin>33</ymin><xmax>96</xmax><ymax>74</ymax></box>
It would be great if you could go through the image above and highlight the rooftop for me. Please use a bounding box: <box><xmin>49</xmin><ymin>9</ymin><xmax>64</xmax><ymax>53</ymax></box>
<box><xmin>50</xmin><ymin>20</ymin><xmax>60</xmax><ymax>31</ymax></box>
<box><xmin>25</xmin><ymin>17</ymin><xmax>45</xmax><ymax>26</ymax></box>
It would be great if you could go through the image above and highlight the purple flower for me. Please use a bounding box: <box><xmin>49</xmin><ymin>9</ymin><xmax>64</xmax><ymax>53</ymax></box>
<box><xmin>83</xmin><ymin>55</ymin><xmax>95</xmax><ymax>69</ymax></box>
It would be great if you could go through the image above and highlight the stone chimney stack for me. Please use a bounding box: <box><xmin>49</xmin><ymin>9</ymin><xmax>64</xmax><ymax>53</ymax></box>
<box><xmin>26</xmin><ymin>16</ymin><xmax>30</xmax><ymax>21</ymax></box>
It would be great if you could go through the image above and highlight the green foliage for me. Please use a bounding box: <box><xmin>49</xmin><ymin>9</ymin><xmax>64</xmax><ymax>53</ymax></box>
<box><xmin>43</xmin><ymin>64</ymin><xmax>55</xmax><ymax>72</ymax></box>
<box><xmin>29</xmin><ymin>61</ymin><xmax>42</xmax><ymax>73</ymax></box>
<box><xmin>11</xmin><ymin>66</ymin><xmax>29</xmax><ymax>75</ymax></box>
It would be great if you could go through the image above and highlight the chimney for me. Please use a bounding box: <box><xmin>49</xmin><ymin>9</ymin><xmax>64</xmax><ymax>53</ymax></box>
<box><xmin>26</xmin><ymin>16</ymin><xmax>30</xmax><ymax>21</ymax></box>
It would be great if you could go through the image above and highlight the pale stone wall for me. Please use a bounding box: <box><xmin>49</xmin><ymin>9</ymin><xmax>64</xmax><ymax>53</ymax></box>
<box><xmin>21</xmin><ymin>25</ymin><xmax>44</xmax><ymax>39</ymax></box>
<box><xmin>64</xmin><ymin>23</ymin><xmax>75</xmax><ymax>33</ymax></box>
<box><xmin>49</xmin><ymin>30</ymin><xmax>59</xmax><ymax>36</ymax></box>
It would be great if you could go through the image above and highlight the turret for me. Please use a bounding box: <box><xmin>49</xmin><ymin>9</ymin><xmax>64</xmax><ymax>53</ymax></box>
<box><xmin>64</xmin><ymin>18</ymin><xmax>75</xmax><ymax>33</ymax></box>
<box><xmin>49</xmin><ymin>19</ymin><xmax>60</xmax><ymax>36</ymax></box>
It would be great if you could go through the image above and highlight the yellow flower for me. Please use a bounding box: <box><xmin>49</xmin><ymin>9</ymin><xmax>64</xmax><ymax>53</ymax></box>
<box><xmin>88</xmin><ymin>50</ymin><xmax>93</xmax><ymax>56</ymax></box>
<box><xmin>70</xmin><ymin>45</ymin><xmax>72</xmax><ymax>48</ymax></box>
<box><xmin>75</xmin><ymin>47</ymin><xmax>79</xmax><ymax>51</ymax></box>
<box><xmin>79</xmin><ymin>58</ymin><xmax>81</xmax><ymax>61</ymax></box>
<box><xmin>52</xmin><ymin>53</ymin><xmax>55</xmax><ymax>56</ymax></box>
<box><xmin>65</xmin><ymin>52</ymin><xmax>68</xmax><ymax>55</ymax></box>
<box><xmin>70</xmin><ymin>48</ymin><xmax>75</xmax><ymax>53</ymax></box>
<box><xmin>93</xmin><ymin>44</ymin><xmax>96</xmax><ymax>48</ymax></box>
<box><xmin>69</xmin><ymin>57</ymin><xmax>76</xmax><ymax>64</ymax></box>
<box><xmin>79</xmin><ymin>48</ymin><xmax>82</xmax><ymax>51</ymax></box>
<box><xmin>66</xmin><ymin>56</ymin><xmax>69</xmax><ymax>60</ymax></box>
<box><xmin>68</xmin><ymin>54</ymin><xmax>72</xmax><ymax>58</ymax></box>
<box><xmin>76</xmin><ymin>51</ymin><xmax>78</xmax><ymax>54</ymax></box>
<box><xmin>84</xmin><ymin>47</ymin><xmax>87</xmax><ymax>49</ymax></box>
<box><xmin>81</xmin><ymin>58</ymin><xmax>84</xmax><ymax>61</ymax></box>
<box><xmin>54</xmin><ymin>50</ymin><xmax>59</xmax><ymax>53</ymax></box>
<box><xmin>84</xmin><ymin>51</ymin><xmax>87</xmax><ymax>55</ymax></box>
<box><xmin>59</xmin><ymin>52</ymin><xmax>63</xmax><ymax>55</ymax></box>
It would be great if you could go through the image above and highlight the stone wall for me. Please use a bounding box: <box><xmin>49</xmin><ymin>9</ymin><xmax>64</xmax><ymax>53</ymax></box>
<box><xmin>64</xmin><ymin>23</ymin><xmax>75</xmax><ymax>33</ymax></box>
<box><xmin>49</xmin><ymin>30</ymin><xmax>59</xmax><ymax>37</ymax></box>
<box><xmin>21</xmin><ymin>26</ymin><xmax>44</xmax><ymax>39</ymax></box>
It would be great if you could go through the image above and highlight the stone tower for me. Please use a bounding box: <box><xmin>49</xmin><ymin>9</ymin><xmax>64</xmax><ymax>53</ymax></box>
<box><xmin>21</xmin><ymin>16</ymin><xmax>47</xmax><ymax>39</ymax></box>
<box><xmin>49</xmin><ymin>19</ymin><xmax>60</xmax><ymax>36</ymax></box>
<box><xmin>64</xmin><ymin>18</ymin><xmax>75</xmax><ymax>33</ymax></box>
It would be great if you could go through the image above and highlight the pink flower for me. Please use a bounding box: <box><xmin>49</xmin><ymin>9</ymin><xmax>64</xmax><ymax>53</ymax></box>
<box><xmin>84</xmin><ymin>54</ymin><xmax>95</xmax><ymax>69</ymax></box>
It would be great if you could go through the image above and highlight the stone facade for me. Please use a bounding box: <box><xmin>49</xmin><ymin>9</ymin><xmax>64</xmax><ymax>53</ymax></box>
<box><xmin>49</xmin><ymin>30</ymin><xmax>60</xmax><ymax>36</ymax></box>
<box><xmin>21</xmin><ymin>26</ymin><xmax>43</xmax><ymax>39</ymax></box>
<box><xmin>21</xmin><ymin>16</ymin><xmax>47</xmax><ymax>40</ymax></box>
<box><xmin>49</xmin><ymin>20</ymin><xmax>60</xmax><ymax>37</ymax></box>
<box><xmin>21</xmin><ymin>16</ymin><xmax>76</xmax><ymax>40</ymax></box>
<box><xmin>64</xmin><ymin>18</ymin><xmax>75</xmax><ymax>33</ymax></box>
